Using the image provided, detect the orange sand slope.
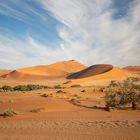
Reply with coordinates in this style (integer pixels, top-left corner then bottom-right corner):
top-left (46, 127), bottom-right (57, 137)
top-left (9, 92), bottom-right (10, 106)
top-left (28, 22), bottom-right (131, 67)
top-left (1, 60), bottom-right (86, 80)
top-left (66, 67), bottom-right (134, 86)
top-left (0, 69), bottom-right (12, 76)
top-left (47, 60), bottom-right (86, 73)
top-left (67, 64), bottom-right (113, 79)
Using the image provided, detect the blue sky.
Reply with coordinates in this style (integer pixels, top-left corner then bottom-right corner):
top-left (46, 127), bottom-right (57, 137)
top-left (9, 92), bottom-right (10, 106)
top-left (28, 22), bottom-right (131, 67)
top-left (0, 0), bottom-right (140, 69)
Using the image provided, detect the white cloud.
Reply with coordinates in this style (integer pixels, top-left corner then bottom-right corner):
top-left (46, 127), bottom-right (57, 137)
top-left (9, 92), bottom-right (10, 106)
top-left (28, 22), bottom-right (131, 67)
top-left (0, 35), bottom-right (74, 69)
top-left (39, 0), bottom-right (140, 66)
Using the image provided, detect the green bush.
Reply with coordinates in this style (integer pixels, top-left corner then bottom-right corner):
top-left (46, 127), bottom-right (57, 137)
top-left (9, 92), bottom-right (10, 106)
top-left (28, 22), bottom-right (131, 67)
top-left (13, 85), bottom-right (29, 91)
top-left (1, 86), bottom-right (13, 91)
top-left (13, 84), bottom-right (49, 91)
top-left (105, 77), bottom-right (140, 111)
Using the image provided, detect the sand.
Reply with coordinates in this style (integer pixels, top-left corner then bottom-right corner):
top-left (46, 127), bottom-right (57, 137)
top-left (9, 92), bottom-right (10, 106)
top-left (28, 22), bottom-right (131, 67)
top-left (65, 67), bottom-right (136, 87)
top-left (0, 87), bottom-right (140, 140)
top-left (0, 69), bottom-right (12, 76)
top-left (0, 61), bottom-right (140, 139)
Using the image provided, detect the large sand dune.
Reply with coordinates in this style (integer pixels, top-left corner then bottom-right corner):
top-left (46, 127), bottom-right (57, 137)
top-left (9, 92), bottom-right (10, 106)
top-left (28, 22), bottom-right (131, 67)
top-left (67, 64), bottom-right (113, 79)
top-left (66, 67), bottom-right (133, 86)
top-left (1, 60), bottom-right (86, 80)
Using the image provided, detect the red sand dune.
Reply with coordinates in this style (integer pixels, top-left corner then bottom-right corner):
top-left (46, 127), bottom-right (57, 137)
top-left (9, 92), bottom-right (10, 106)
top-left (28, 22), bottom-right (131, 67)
top-left (67, 64), bottom-right (113, 79)
top-left (0, 69), bottom-right (12, 76)
top-left (123, 66), bottom-right (140, 71)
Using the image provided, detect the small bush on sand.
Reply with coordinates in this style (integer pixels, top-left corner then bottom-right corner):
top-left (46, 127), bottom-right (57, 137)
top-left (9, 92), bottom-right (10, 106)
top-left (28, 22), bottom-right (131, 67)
top-left (54, 85), bottom-right (62, 89)
top-left (71, 84), bottom-right (81, 87)
top-left (41, 94), bottom-right (48, 97)
top-left (81, 90), bottom-right (86, 92)
top-left (13, 85), bottom-right (28, 91)
top-left (105, 77), bottom-right (140, 111)
top-left (1, 85), bottom-right (13, 91)
top-left (0, 108), bottom-right (17, 117)
top-left (56, 90), bottom-right (63, 93)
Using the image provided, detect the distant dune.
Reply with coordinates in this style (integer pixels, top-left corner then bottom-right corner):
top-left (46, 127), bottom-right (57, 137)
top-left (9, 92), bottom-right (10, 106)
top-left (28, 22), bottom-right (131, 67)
top-left (0, 69), bottom-right (12, 76)
top-left (123, 66), bottom-right (140, 75)
top-left (123, 66), bottom-right (140, 74)
top-left (67, 64), bottom-right (113, 79)
top-left (123, 66), bottom-right (140, 71)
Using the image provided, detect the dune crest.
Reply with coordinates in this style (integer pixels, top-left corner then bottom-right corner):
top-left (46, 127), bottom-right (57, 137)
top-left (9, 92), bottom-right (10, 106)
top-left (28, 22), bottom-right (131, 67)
top-left (47, 60), bottom-right (86, 73)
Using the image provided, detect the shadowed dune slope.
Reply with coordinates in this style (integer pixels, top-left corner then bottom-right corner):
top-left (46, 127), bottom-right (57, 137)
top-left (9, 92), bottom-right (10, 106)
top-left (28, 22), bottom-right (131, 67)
top-left (0, 69), bottom-right (12, 76)
top-left (67, 64), bottom-right (113, 79)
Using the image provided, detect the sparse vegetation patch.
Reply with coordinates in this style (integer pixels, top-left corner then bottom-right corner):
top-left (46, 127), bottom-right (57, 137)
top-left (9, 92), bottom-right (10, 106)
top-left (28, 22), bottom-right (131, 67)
top-left (105, 77), bottom-right (140, 111)
top-left (0, 108), bottom-right (17, 117)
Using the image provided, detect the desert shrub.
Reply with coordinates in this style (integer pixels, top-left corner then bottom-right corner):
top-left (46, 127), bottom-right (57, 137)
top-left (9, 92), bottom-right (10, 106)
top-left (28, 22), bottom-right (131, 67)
top-left (54, 85), bottom-right (62, 89)
top-left (71, 84), bottom-right (81, 87)
top-left (13, 84), bottom-right (48, 91)
top-left (81, 90), bottom-right (86, 92)
top-left (56, 90), bottom-right (63, 93)
top-left (1, 85), bottom-right (13, 91)
top-left (13, 85), bottom-right (29, 91)
top-left (105, 77), bottom-right (140, 111)
top-left (41, 94), bottom-right (48, 97)
top-left (0, 84), bottom-right (49, 91)
top-left (99, 87), bottom-right (105, 92)
top-left (0, 108), bottom-right (17, 117)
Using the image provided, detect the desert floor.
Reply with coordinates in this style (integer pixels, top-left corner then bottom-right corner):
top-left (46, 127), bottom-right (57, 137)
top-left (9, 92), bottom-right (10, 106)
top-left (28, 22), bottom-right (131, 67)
top-left (0, 87), bottom-right (140, 140)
